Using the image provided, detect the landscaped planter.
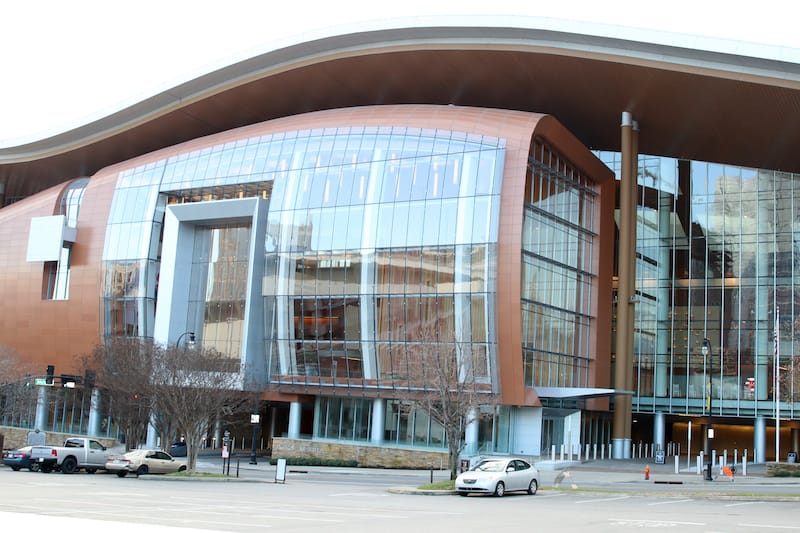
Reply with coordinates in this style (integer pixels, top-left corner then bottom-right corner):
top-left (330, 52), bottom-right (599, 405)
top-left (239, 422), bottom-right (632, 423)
top-left (766, 461), bottom-right (800, 477)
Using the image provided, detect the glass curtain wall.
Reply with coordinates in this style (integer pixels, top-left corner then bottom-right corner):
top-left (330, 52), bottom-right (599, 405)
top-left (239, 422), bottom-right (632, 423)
top-left (316, 397), bottom-right (372, 441)
top-left (263, 127), bottom-right (504, 393)
top-left (101, 125), bottom-right (506, 451)
top-left (103, 163), bottom-right (164, 338)
top-left (522, 139), bottom-right (598, 389)
top-left (186, 224), bottom-right (251, 359)
top-left (44, 178), bottom-right (89, 301)
top-left (598, 151), bottom-right (800, 420)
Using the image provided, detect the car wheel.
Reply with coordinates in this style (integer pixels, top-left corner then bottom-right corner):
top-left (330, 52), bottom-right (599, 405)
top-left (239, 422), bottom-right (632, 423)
top-left (29, 464), bottom-right (39, 473)
top-left (11, 466), bottom-right (20, 472)
top-left (86, 468), bottom-right (97, 474)
top-left (458, 491), bottom-right (469, 497)
top-left (116, 471), bottom-right (128, 478)
top-left (178, 465), bottom-right (186, 472)
top-left (527, 479), bottom-right (538, 495)
top-left (494, 481), bottom-right (506, 497)
top-left (61, 457), bottom-right (78, 474)
top-left (137, 465), bottom-right (149, 476)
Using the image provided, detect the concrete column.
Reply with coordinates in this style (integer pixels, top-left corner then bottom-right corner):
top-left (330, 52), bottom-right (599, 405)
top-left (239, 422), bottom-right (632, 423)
top-left (655, 191), bottom-right (671, 397)
top-left (34, 386), bottom-right (49, 430)
top-left (87, 388), bottom-right (102, 437)
top-left (370, 398), bottom-right (385, 444)
top-left (288, 401), bottom-right (302, 439)
top-left (653, 412), bottom-right (666, 452)
top-left (146, 414), bottom-right (158, 448)
top-left (464, 407), bottom-right (479, 456)
top-left (755, 196), bottom-right (772, 401)
top-left (612, 111), bottom-right (638, 459)
top-left (755, 416), bottom-right (766, 463)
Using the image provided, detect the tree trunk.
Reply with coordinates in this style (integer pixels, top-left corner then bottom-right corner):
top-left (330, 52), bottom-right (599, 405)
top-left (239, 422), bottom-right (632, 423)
top-left (449, 443), bottom-right (460, 480)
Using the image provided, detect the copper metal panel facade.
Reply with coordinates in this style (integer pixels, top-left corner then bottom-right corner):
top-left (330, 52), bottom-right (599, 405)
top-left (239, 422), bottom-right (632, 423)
top-left (0, 173), bottom-right (114, 374)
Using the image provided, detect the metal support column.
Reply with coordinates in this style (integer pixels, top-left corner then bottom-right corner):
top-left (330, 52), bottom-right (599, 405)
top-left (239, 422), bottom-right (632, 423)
top-left (612, 111), bottom-right (638, 458)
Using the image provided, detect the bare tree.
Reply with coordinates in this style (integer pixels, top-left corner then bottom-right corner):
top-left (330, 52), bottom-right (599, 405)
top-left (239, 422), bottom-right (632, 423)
top-left (0, 344), bottom-right (31, 382)
top-left (780, 357), bottom-right (800, 402)
top-left (395, 322), bottom-right (499, 480)
top-left (150, 344), bottom-right (246, 471)
top-left (0, 344), bottom-right (36, 424)
top-left (80, 337), bottom-right (157, 450)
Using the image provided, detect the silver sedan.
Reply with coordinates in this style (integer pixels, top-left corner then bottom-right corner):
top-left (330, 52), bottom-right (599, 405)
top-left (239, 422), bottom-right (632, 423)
top-left (455, 457), bottom-right (539, 497)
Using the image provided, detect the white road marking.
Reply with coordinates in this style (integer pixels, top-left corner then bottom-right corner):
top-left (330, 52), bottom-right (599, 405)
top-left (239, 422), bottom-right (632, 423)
top-left (329, 491), bottom-right (388, 497)
top-left (609, 518), bottom-right (705, 526)
top-left (647, 498), bottom-right (693, 505)
top-left (0, 511), bottom-right (231, 532)
top-left (738, 524), bottom-right (800, 530)
top-left (725, 501), bottom-right (759, 507)
top-left (575, 495), bottom-right (630, 504)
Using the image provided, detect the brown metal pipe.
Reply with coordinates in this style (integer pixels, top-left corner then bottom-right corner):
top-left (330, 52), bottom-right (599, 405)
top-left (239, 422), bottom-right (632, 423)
top-left (612, 111), bottom-right (637, 458)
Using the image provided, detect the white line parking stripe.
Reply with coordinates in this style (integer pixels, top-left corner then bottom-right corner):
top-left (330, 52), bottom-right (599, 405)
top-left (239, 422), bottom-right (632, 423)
top-left (738, 524), bottom-right (800, 530)
top-left (609, 518), bottom-right (705, 526)
top-left (647, 498), bottom-right (692, 506)
top-left (575, 495), bottom-right (630, 504)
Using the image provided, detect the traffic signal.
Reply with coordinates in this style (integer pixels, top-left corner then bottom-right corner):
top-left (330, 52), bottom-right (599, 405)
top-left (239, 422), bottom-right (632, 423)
top-left (45, 365), bottom-right (54, 385)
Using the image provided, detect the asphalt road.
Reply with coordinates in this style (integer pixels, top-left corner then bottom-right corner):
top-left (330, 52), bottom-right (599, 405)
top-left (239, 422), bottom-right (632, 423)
top-left (1, 463), bottom-right (800, 532)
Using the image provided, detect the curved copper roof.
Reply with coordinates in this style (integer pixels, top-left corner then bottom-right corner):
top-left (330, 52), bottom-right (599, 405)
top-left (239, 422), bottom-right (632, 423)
top-left (2, 23), bottom-right (799, 200)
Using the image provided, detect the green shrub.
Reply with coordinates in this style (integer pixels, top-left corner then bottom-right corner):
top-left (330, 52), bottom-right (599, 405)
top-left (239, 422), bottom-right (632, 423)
top-left (269, 457), bottom-right (359, 468)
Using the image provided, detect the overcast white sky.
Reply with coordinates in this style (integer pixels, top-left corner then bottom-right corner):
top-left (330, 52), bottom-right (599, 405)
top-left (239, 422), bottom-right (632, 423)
top-left (1, 0), bottom-right (797, 146)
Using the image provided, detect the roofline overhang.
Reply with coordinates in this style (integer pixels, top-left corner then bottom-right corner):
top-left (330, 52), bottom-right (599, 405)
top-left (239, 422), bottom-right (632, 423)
top-left (535, 387), bottom-right (634, 399)
top-left (2, 19), bottom-right (798, 162)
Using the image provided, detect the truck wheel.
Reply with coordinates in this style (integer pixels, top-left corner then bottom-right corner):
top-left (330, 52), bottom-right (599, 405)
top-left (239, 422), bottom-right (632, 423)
top-left (61, 457), bottom-right (78, 474)
top-left (40, 464), bottom-right (53, 473)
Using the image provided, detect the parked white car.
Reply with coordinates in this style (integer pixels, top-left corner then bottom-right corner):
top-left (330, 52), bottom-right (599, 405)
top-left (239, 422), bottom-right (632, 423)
top-left (105, 449), bottom-right (187, 477)
top-left (455, 457), bottom-right (539, 497)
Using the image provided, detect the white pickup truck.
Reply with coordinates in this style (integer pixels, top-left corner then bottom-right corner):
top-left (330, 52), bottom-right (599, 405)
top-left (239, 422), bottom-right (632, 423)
top-left (30, 437), bottom-right (113, 474)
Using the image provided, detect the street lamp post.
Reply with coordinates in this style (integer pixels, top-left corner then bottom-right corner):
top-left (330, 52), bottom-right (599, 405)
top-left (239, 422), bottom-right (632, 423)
top-left (249, 412), bottom-right (260, 465)
top-left (702, 338), bottom-right (714, 481)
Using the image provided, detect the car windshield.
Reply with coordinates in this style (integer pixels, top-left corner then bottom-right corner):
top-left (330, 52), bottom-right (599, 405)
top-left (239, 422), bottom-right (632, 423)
top-left (472, 460), bottom-right (506, 472)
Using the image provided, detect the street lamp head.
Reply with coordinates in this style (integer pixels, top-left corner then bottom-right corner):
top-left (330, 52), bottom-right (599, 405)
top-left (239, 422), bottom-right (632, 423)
top-left (702, 338), bottom-right (710, 357)
top-left (177, 331), bottom-right (197, 350)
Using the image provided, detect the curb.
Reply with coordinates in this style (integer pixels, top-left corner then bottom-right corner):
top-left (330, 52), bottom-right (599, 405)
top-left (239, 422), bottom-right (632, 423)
top-left (387, 487), bottom-right (457, 495)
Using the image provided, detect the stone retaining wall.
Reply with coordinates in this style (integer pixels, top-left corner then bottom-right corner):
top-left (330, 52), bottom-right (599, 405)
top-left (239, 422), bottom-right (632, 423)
top-left (766, 461), bottom-right (800, 477)
top-left (272, 437), bottom-right (448, 469)
top-left (0, 426), bottom-right (118, 450)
